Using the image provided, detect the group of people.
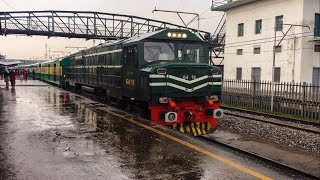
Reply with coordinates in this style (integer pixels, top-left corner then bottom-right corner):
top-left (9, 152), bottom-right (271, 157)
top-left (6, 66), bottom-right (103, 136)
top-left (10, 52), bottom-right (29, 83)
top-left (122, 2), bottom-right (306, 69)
top-left (3, 67), bottom-right (16, 89)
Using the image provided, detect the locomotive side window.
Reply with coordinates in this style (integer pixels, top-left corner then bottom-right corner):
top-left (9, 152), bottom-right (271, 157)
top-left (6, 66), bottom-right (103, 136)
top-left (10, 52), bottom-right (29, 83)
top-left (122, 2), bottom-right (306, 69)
top-left (123, 47), bottom-right (128, 65)
top-left (132, 46), bottom-right (138, 65)
top-left (144, 42), bottom-right (174, 62)
top-left (128, 47), bottom-right (133, 65)
top-left (178, 43), bottom-right (204, 63)
top-left (125, 46), bottom-right (138, 65)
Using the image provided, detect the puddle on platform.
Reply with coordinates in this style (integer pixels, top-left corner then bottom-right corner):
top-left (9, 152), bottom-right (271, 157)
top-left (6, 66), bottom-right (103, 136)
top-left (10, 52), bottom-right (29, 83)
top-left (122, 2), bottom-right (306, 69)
top-left (36, 88), bottom-right (206, 179)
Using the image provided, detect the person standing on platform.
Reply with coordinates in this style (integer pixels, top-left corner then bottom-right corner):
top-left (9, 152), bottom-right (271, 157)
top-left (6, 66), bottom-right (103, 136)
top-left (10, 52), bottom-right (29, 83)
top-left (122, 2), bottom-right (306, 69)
top-left (9, 69), bottom-right (16, 89)
top-left (32, 69), bottom-right (35, 80)
top-left (23, 70), bottom-right (28, 81)
top-left (4, 67), bottom-right (10, 89)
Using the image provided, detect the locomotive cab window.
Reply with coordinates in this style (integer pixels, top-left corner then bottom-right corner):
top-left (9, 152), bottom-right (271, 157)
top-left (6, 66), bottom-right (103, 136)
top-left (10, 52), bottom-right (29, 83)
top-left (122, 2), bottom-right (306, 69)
top-left (144, 42), bottom-right (175, 62)
top-left (178, 43), bottom-right (204, 63)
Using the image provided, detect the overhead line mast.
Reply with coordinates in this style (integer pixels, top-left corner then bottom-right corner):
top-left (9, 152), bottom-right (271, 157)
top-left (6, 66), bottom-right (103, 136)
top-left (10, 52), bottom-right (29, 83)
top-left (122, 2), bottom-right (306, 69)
top-left (152, 7), bottom-right (200, 35)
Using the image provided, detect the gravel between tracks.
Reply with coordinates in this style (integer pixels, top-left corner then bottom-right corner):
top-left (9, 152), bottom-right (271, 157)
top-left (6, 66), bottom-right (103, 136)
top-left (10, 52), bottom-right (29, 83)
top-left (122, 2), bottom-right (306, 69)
top-left (219, 109), bottom-right (320, 154)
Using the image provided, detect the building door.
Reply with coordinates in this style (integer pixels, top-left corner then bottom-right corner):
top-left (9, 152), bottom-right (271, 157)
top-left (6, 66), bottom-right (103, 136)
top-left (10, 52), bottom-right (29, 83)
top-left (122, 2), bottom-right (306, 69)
top-left (313, 67), bottom-right (320, 86)
top-left (251, 67), bottom-right (261, 81)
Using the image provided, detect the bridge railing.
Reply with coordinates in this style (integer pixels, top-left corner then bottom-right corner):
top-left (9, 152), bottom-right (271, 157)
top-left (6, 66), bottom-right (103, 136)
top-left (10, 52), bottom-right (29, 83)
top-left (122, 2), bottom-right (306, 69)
top-left (0, 11), bottom-right (210, 40)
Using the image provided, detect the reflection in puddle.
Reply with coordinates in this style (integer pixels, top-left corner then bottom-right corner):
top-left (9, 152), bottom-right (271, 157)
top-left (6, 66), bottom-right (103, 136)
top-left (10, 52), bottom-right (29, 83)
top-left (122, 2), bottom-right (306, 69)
top-left (40, 88), bottom-right (205, 179)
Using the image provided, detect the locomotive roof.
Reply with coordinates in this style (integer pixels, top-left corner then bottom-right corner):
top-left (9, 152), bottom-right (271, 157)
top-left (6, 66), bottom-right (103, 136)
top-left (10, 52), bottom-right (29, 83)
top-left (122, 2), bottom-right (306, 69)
top-left (123, 29), bottom-right (167, 44)
top-left (122, 29), bottom-right (204, 44)
top-left (76, 28), bottom-right (204, 54)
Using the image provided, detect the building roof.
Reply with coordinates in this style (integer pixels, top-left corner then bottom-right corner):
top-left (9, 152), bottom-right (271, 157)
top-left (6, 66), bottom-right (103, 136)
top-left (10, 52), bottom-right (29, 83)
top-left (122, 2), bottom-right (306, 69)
top-left (211, 0), bottom-right (260, 11)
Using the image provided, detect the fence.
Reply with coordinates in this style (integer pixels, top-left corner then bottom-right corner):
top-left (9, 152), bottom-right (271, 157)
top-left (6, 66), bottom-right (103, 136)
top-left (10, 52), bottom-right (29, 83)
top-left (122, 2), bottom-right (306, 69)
top-left (222, 80), bottom-right (320, 121)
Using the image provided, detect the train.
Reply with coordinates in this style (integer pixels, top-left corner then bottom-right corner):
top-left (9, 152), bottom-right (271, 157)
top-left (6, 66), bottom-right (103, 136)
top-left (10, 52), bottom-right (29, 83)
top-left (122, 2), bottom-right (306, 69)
top-left (20, 28), bottom-right (223, 136)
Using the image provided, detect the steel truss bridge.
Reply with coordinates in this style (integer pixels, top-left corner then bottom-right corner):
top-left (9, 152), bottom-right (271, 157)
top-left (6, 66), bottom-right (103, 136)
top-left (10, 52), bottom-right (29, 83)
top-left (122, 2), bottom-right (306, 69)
top-left (0, 10), bottom-right (210, 40)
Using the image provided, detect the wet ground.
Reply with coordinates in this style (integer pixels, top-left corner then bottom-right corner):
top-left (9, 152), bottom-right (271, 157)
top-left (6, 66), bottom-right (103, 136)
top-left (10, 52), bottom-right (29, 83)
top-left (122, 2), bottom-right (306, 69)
top-left (0, 80), bottom-right (316, 179)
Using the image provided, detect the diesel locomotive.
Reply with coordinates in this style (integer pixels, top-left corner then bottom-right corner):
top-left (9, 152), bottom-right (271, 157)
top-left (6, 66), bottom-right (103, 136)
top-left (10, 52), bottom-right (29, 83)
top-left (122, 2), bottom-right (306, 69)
top-left (21, 29), bottom-right (223, 136)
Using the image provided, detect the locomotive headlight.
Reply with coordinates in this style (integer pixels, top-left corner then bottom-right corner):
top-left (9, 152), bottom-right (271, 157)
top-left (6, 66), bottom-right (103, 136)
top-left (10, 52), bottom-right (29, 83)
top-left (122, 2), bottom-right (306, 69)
top-left (210, 95), bottom-right (219, 102)
top-left (182, 33), bottom-right (187, 38)
top-left (177, 33), bottom-right (182, 38)
top-left (168, 113), bottom-right (176, 121)
top-left (213, 109), bottom-right (224, 119)
top-left (157, 68), bottom-right (166, 75)
top-left (167, 32), bottom-right (172, 37)
top-left (172, 33), bottom-right (177, 37)
top-left (165, 112), bottom-right (177, 122)
top-left (159, 97), bottom-right (169, 103)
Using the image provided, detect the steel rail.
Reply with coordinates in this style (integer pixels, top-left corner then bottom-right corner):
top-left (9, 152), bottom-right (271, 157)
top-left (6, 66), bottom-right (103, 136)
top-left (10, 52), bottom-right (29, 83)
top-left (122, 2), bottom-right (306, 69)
top-left (221, 105), bottom-right (320, 128)
top-left (223, 111), bottom-right (320, 134)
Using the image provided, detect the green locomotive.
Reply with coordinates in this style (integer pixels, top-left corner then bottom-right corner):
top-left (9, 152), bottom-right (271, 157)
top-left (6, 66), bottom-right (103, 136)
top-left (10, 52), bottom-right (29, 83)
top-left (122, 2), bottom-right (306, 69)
top-left (65, 29), bottom-right (223, 135)
top-left (21, 29), bottom-right (223, 136)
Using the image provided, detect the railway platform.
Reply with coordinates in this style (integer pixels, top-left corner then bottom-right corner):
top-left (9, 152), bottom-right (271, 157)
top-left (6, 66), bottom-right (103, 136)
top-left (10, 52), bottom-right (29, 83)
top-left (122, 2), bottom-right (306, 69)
top-left (0, 80), bottom-right (317, 179)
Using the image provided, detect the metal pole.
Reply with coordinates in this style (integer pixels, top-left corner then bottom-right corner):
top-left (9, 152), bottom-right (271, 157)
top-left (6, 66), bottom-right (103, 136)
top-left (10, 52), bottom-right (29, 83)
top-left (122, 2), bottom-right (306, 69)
top-left (45, 44), bottom-right (48, 60)
top-left (270, 24), bottom-right (309, 111)
top-left (271, 28), bottom-right (276, 111)
top-left (197, 14), bottom-right (200, 35)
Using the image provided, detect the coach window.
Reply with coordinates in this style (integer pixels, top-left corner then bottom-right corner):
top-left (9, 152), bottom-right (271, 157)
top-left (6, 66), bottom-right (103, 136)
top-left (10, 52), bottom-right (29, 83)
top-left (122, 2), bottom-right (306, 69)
top-left (98, 55), bottom-right (105, 65)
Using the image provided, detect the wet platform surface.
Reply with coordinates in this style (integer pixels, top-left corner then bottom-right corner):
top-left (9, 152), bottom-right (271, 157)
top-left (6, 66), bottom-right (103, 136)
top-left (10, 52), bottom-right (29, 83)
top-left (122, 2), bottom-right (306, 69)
top-left (0, 80), bottom-right (314, 179)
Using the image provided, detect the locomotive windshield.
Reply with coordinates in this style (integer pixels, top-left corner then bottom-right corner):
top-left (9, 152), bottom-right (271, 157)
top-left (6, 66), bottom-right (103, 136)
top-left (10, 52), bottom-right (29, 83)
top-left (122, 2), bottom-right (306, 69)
top-left (144, 42), bottom-right (205, 63)
top-left (177, 43), bottom-right (204, 63)
top-left (144, 42), bottom-right (175, 62)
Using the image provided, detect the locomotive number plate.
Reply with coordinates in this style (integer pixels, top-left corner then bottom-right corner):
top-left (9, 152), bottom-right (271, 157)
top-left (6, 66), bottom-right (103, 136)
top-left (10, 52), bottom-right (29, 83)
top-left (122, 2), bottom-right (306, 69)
top-left (125, 78), bottom-right (135, 86)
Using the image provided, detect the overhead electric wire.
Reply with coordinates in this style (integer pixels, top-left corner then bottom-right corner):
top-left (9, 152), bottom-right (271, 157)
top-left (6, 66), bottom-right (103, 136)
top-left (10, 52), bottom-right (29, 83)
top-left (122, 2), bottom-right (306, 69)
top-left (221, 34), bottom-right (316, 55)
top-left (224, 31), bottom-right (315, 48)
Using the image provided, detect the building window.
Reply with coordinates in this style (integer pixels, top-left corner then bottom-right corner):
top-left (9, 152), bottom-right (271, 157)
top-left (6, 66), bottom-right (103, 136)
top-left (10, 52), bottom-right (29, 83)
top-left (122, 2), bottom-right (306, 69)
top-left (274, 67), bottom-right (281, 82)
top-left (313, 68), bottom-right (320, 86)
top-left (236, 49), bottom-right (243, 55)
top-left (315, 45), bottom-right (320, 52)
top-left (275, 15), bottom-right (283, 31)
top-left (255, 19), bottom-right (262, 34)
top-left (315, 13), bottom-right (320, 37)
top-left (253, 47), bottom-right (261, 54)
top-left (238, 23), bottom-right (244, 37)
top-left (236, 68), bottom-right (242, 80)
top-left (251, 67), bottom-right (261, 81)
top-left (275, 45), bottom-right (282, 53)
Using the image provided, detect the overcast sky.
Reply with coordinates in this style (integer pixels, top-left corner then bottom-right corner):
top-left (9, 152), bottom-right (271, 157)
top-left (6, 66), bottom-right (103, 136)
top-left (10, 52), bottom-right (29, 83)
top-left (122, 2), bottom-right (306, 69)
top-left (0, 0), bottom-right (223, 60)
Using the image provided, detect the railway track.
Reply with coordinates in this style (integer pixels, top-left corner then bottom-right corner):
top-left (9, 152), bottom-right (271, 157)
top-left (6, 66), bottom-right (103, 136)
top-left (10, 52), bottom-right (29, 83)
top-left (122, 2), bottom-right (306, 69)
top-left (200, 136), bottom-right (319, 180)
top-left (64, 87), bottom-right (319, 179)
top-left (221, 106), bottom-right (320, 134)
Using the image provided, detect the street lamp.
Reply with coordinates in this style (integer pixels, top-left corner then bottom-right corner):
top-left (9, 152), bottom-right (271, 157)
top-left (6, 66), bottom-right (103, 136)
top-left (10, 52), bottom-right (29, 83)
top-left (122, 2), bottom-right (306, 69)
top-left (270, 23), bottom-right (310, 111)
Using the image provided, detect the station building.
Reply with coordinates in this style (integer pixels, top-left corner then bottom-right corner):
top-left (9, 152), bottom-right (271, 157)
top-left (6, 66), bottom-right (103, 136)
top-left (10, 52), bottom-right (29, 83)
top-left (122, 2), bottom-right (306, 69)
top-left (212, 0), bottom-right (320, 84)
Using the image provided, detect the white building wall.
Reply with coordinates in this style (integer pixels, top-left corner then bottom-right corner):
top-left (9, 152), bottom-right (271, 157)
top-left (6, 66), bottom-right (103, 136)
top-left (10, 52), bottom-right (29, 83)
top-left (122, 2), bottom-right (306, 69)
top-left (300, 0), bottom-right (320, 83)
top-left (222, 0), bottom-right (319, 83)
